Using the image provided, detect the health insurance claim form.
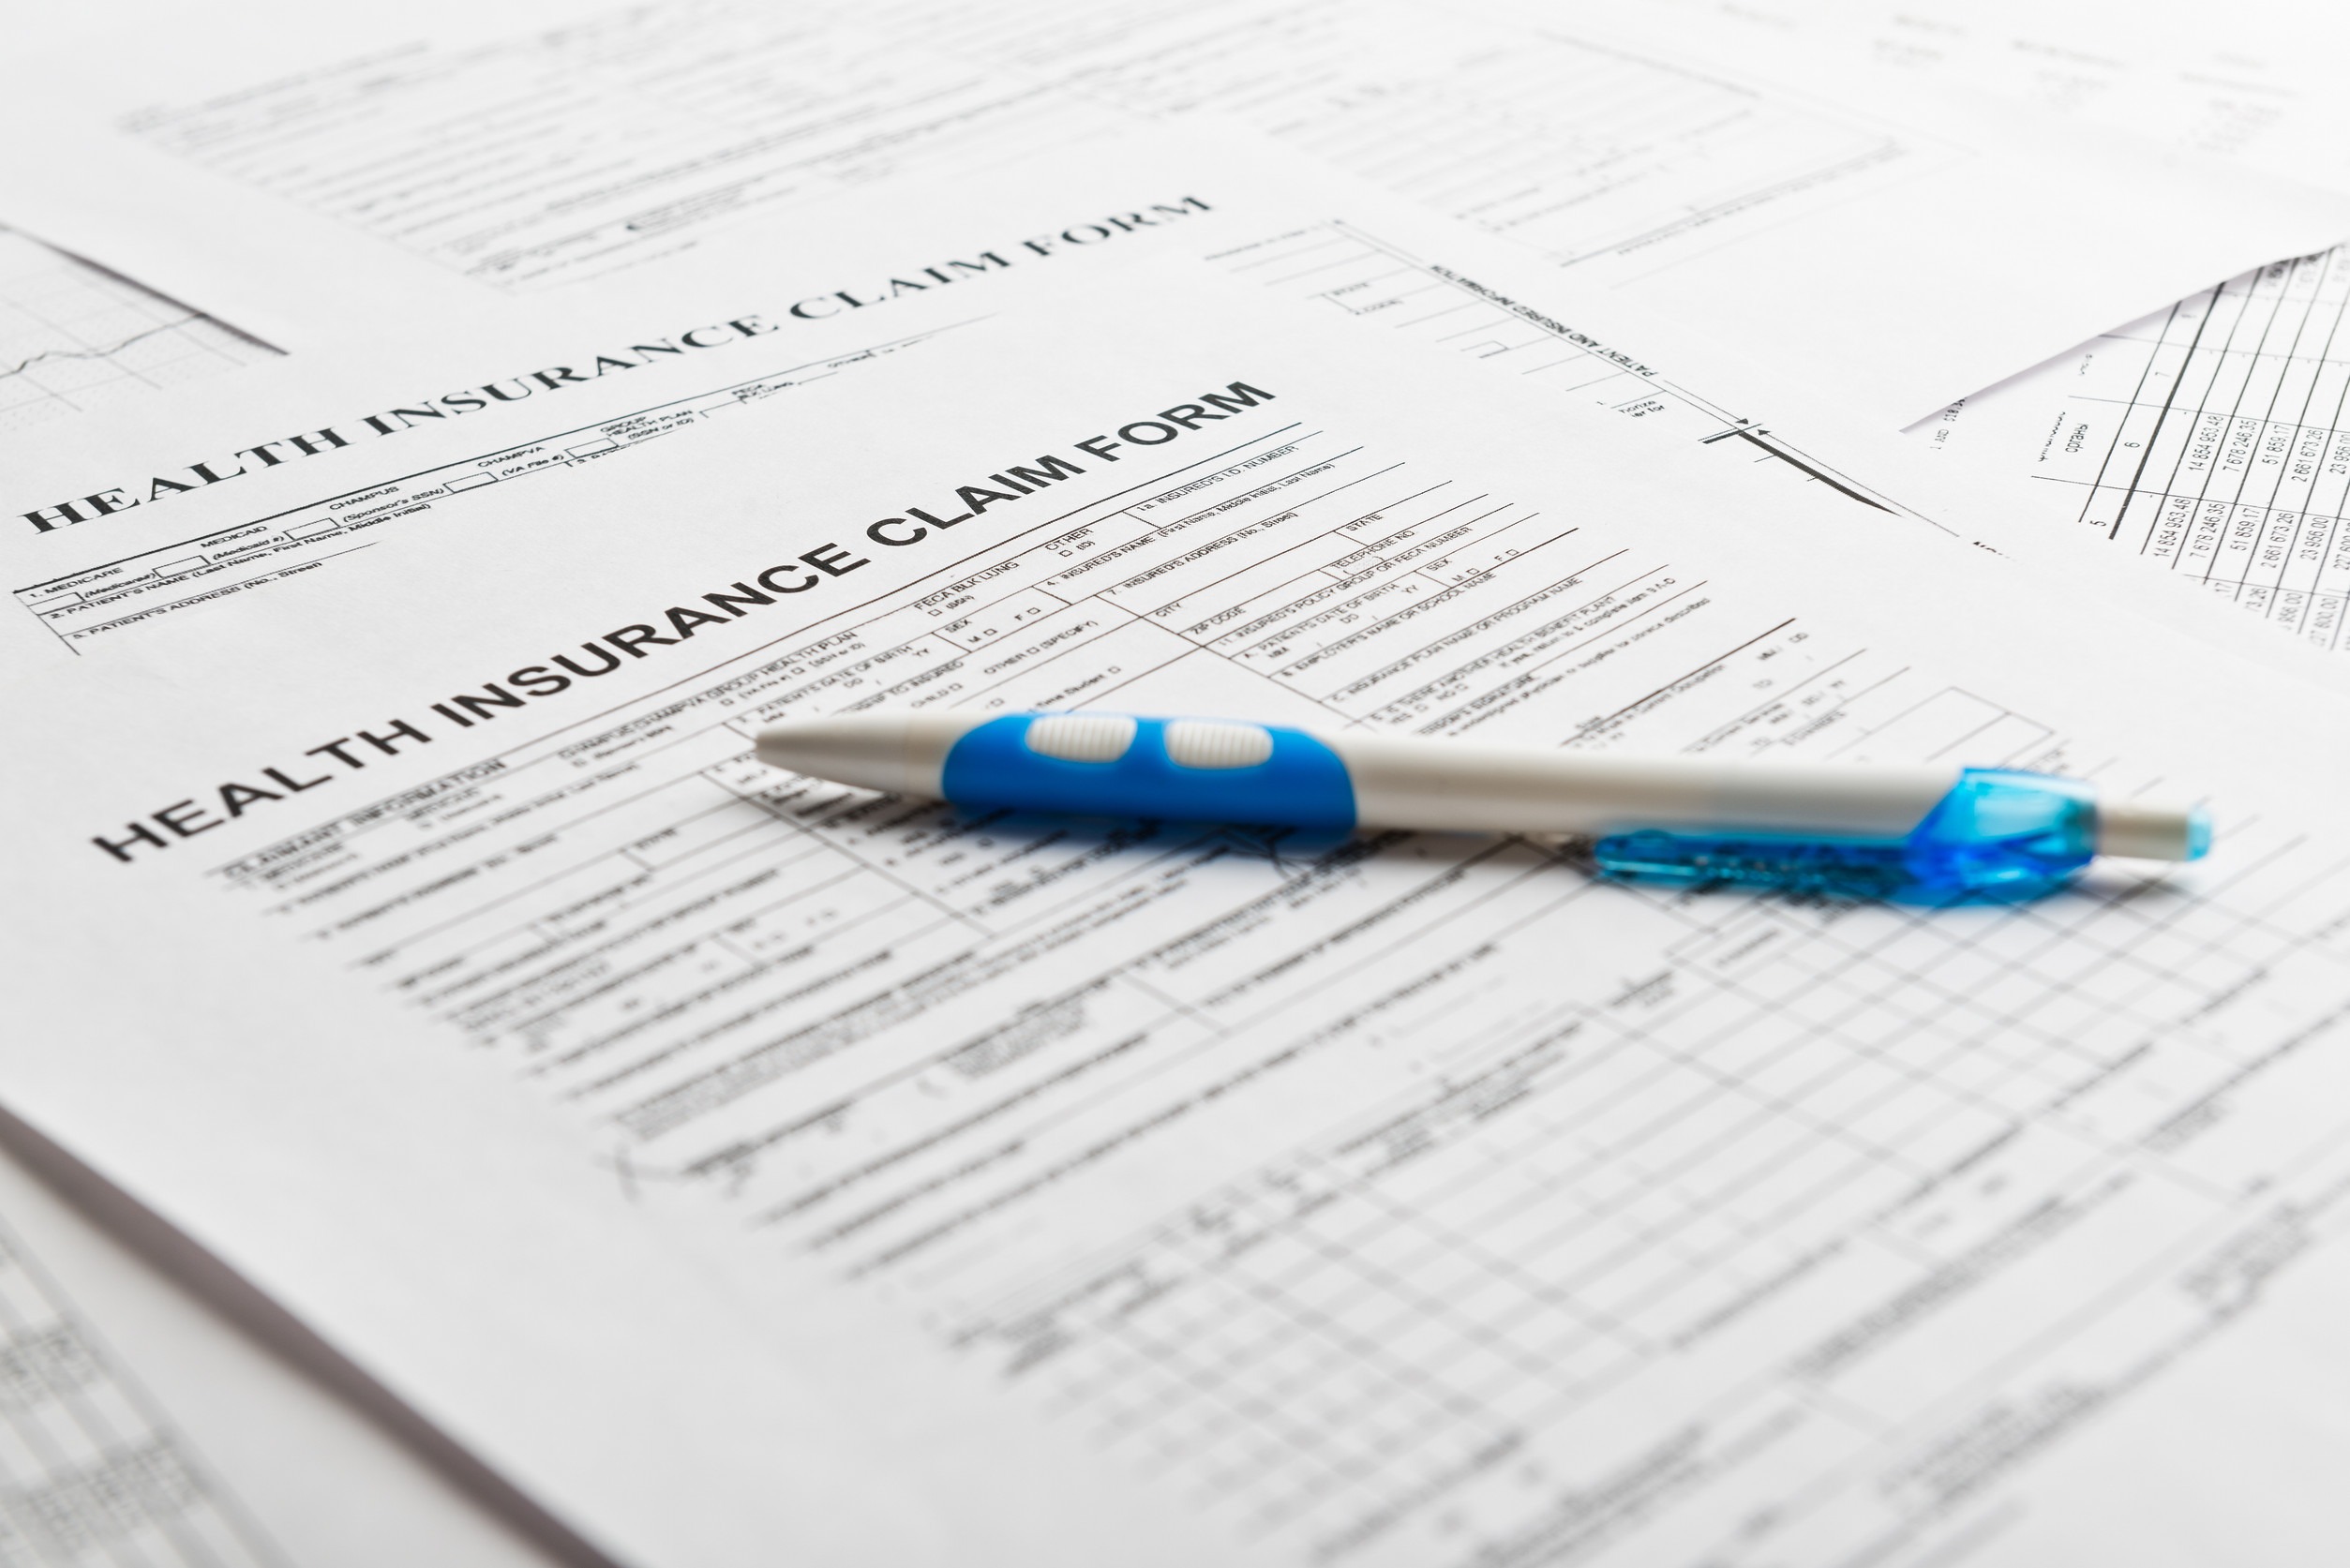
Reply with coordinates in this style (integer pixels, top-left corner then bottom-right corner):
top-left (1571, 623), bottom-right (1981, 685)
top-left (0, 0), bottom-right (2344, 426)
top-left (13, 253), bottom-right (2350, 1568)
top-left (0, 177), bottom-right (2003, 666)
top-left (0, 121), bottom-right (2324, 698)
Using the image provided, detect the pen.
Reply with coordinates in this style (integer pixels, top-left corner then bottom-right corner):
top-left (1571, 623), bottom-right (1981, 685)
top-left (754, 710), bottom-right (2210, 900)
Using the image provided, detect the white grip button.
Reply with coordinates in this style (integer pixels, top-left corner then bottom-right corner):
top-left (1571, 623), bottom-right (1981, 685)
top-left (1164, 720), bottom-right (1274, 769)
top-left (1025, 712), bottom-right (1136, 762)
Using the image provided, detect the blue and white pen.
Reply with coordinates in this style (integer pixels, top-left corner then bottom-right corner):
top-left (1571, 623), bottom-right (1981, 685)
top-left (754, 710), bottom-right (2210, 900)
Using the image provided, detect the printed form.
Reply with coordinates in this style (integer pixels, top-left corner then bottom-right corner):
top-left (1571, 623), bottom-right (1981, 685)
top-left (0, 189), bottom-right (1955, 661)
top-left (0, 123), bottom-right (2315, 697)
top-left (10, 263), bottom-right (2350, 1567)
top-left (1655, 0), bottom-right (2350, 188)
top-left (3, 161), bottom-right (2320, 714)
top-left (1, 0), bottom-right (2343, 424)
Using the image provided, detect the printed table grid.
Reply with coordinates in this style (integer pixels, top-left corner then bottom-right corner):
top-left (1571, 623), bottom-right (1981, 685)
top-left (2062, 247), bottom-right (2350, 647)
top-left (946, 851), bottom-right (2350, 1554)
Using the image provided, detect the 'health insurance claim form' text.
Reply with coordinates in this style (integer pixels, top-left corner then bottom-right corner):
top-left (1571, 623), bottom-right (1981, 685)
top-left (14, 264), bottom-right (2350, 1568)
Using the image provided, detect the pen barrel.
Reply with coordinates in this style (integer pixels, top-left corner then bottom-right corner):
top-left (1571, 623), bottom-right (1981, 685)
top-left (903, 716), bottom-right (1957, 836)
top-left (1325, 734), bottom-right (1959, 838)
top-left (754, 711), bottom-right (2208, 867)
top-left (754, 710), bottom-right (984, 797)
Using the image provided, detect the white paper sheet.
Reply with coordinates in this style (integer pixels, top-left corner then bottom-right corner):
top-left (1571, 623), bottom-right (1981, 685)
top-left (0, 152), bottom-right (2247, 640)
top-left (2, 0), bottom-right (2342, 426)
top-left (0, 146), bottom-right (1241, 665)
top-left (5, 214), bottom-right (1879, 660)
top-left (2, 148), bottom-right (2325, 724)
top-left (1683, 1), bottom-right (2350, 672)
top-left (1647, 0), bottom-right (2350, 194)
top-left (10, 253), bottom-right (2350, 1567)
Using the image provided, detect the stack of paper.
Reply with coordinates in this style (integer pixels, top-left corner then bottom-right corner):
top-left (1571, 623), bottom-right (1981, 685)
top-left (3, 2), bottom-right (2349, 1563)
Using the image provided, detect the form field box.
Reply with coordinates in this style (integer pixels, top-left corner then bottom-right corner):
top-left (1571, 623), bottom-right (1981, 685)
top-left (442, 471), bottom-right (497, 492)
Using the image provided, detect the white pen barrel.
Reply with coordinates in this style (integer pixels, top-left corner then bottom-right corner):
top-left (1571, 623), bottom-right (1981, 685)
top-left (753, 711), bottom-right (985, 796)
top-left (1325, 734), bottom-right (1963, 837)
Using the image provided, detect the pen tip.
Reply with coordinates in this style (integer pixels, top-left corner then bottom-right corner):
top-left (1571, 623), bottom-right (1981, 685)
top-left (2094, 796), bottom-right (2209, 862)
top-left (2185, 806), bottom-right (2213, 862)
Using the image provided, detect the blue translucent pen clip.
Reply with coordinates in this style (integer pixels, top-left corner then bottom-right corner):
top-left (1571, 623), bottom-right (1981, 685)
top-left (1591, 768), bottom-right (2209, 903)
top-left (754, 712), bottom-right (2212, 903)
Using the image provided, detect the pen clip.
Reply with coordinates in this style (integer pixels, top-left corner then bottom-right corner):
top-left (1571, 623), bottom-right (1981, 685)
top-left (1592, 830), bottom-right (1917, 899)
top-left (1592, 769), bottom-right (2105, 902)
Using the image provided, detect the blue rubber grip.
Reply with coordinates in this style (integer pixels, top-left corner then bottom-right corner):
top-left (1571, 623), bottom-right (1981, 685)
top-left (939, 715), bottom-right (1357, 829)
